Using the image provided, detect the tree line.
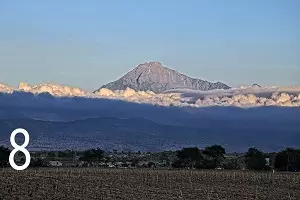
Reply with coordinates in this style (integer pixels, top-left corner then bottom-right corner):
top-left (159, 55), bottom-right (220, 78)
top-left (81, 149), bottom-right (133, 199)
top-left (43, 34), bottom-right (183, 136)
top-left (0, 145), bottom-right (300, 171)
top-left (172, 146), bottom-right (300, 171)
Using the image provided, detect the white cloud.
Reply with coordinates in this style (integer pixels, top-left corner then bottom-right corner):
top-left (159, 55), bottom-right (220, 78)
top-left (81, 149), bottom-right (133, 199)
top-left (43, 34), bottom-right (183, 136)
top-left (0, 82), bottom-right (300, 108)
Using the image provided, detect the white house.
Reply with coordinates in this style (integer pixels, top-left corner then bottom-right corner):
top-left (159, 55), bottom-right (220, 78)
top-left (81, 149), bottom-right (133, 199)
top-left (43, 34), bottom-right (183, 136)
top-left (48, 161), bottom-right (63, 167)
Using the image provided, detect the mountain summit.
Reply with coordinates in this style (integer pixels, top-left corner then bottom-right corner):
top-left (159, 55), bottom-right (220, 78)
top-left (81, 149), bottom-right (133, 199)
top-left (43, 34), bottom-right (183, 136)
top-left (95, 62), bottom-right (230, 93)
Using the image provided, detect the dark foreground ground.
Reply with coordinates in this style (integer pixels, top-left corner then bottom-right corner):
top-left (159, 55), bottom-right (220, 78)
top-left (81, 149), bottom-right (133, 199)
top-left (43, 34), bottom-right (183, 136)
top-left (0, 168), bottom-right (299, 200)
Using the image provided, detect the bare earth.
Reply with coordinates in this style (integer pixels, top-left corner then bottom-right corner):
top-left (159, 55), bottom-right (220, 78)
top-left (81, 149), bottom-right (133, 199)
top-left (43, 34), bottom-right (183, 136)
top-left (0, 168), bottom-right (299, 200)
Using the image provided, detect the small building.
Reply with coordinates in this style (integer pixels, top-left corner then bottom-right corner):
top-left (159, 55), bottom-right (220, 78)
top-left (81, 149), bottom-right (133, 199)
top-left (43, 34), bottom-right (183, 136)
top-left (108, 162), bottom-right (116, 168)
top-left (48, 161), bottom-right (63, 167)
top-left (265, 158), bottom-right (270, 166)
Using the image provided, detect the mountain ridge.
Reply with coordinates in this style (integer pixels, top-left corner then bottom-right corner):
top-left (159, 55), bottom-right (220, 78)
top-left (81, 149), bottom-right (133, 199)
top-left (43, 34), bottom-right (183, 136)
top-left (95, 62), bottom-right (230, 93)
top-left (0, 116), bottom-right (299, 152)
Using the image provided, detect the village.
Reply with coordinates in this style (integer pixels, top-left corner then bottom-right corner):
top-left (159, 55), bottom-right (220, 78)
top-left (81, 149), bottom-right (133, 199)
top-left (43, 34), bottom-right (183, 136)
top-left (26, 149), bottom-right (177, 168)
top-left (10, 147), bottom-right (280, 171)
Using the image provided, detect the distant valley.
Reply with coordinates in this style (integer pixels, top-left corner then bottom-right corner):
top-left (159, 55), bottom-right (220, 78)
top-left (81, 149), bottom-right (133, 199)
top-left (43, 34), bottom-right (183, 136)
top-left (0, 106), bottom-right (299, 152)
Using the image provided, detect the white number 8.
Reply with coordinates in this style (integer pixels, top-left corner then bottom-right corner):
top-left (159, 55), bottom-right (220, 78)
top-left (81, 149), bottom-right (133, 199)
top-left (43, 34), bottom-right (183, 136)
top-left (9, 128), bottom-right (31, 170)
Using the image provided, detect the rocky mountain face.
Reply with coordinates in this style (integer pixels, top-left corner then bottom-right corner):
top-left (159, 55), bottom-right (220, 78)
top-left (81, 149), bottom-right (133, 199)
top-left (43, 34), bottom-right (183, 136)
top-left (95, 62), bottom-right (230, 93)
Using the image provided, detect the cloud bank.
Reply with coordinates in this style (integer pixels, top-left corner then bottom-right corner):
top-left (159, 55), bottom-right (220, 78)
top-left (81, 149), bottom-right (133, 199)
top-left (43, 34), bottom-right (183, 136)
top-left (1, 82), bottom-right (300, 108)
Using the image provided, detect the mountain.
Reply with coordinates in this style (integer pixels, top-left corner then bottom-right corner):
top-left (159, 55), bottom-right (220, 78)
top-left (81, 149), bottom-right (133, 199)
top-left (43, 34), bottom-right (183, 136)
top-left (95, 62), bottom-right (230, 93)
top-left (0, 116), bottom-right (299, 152)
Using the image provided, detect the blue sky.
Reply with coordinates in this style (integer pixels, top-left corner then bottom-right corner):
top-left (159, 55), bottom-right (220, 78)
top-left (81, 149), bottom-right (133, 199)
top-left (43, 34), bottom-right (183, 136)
top-left (0, 0), bottom-right (299, 91)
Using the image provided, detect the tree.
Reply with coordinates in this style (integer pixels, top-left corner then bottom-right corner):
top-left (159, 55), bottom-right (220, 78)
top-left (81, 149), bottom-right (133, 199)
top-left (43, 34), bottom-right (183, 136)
top-left (203, 145), bottom-right (226, 168)
top-left (131, 159), bottom-right (139, 167)
top-left (147, 162), bottom-right (156, 168)
top-left (30, 158), bottom-right (47, 167)
top-left (79, 148), bottom-right (104, 163)
top-left (47, 151), bottom-right (56, 157)
top-left (274, 148), bottom-right (300, 171)
top-left (0, 146), bottom-right (10, 167)
top-left (173, 147), bottom-right (203, 168)
top-left (223, 158), bottom-right (239, 170)
top-left (245, 148), bottom-right (266, 170)
top-left (159, 152), bottom-right (171, 167)
top-left (58, 151), bottom-right (67, 157)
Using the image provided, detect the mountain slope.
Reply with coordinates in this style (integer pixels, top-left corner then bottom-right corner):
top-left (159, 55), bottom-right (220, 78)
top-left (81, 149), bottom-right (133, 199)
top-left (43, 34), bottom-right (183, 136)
top-left (0, 116), bottom-right (299, 152)
top-left (95, 62), bottom-right (230, 93)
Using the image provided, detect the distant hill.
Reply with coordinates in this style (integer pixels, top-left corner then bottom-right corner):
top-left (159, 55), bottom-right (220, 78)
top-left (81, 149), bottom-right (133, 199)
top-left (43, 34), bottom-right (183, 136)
top-left (0, 116), bottom-right (299, 152)
top-left (95, 62), bottom-right (230, 93)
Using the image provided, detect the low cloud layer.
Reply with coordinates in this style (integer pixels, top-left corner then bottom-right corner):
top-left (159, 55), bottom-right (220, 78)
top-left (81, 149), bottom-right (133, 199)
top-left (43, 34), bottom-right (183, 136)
top-left (1, 82), bottom-right (300, 108)
top-left (95, 87), bottom-right (300, 107)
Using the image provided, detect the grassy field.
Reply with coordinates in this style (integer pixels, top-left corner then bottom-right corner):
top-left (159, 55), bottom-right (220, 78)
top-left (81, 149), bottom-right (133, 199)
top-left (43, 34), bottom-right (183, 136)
top-left (0, 168), bottom-right (299, 200)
